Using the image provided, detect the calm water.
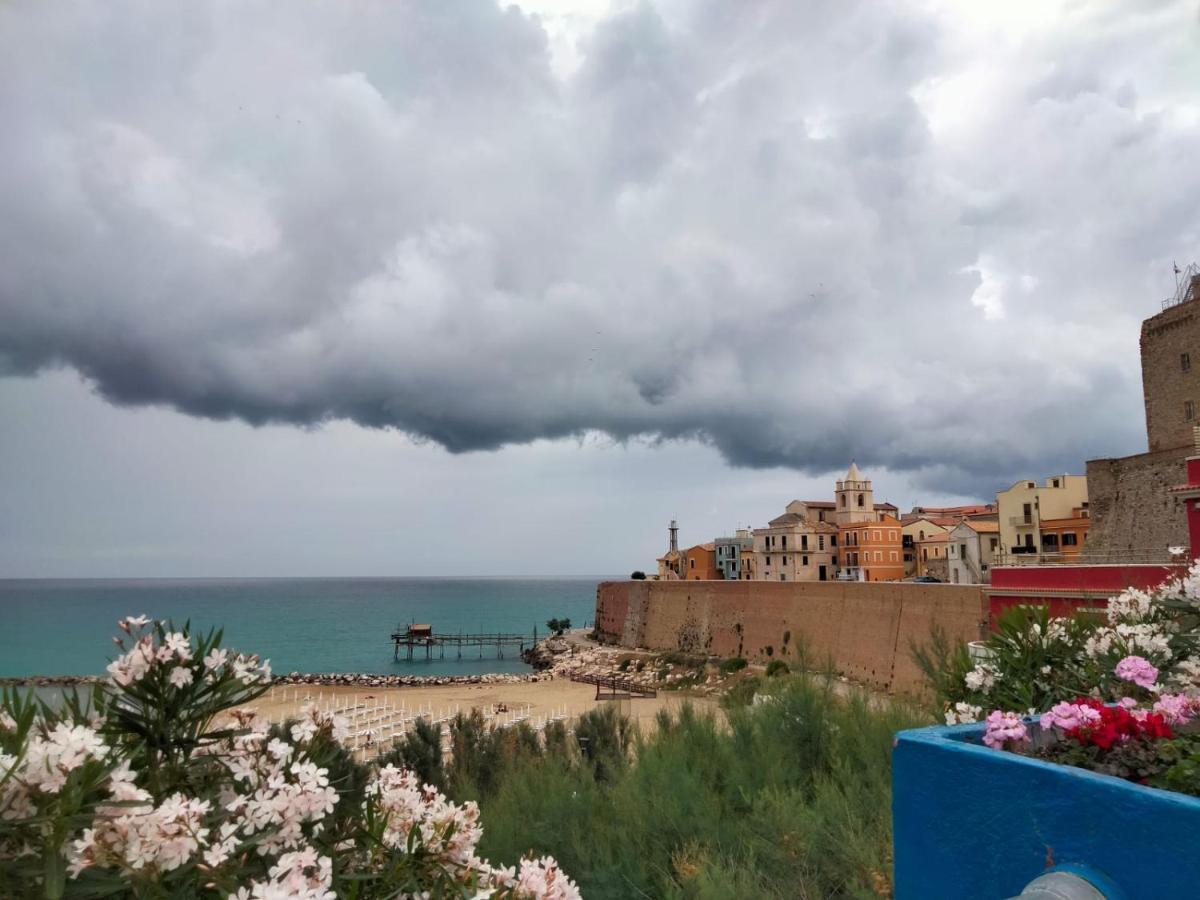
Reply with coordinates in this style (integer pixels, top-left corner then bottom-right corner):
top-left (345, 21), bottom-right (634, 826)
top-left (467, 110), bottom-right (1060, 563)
top-left (0, 578), bottom-right (602, 678)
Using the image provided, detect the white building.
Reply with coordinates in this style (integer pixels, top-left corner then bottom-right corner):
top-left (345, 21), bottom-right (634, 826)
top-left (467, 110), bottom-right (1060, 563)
top-left (947, 520), bottom-right (1001, 584)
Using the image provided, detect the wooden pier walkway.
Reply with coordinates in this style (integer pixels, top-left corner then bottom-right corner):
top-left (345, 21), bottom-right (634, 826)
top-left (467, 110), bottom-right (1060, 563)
top-left (390, 624), bottom-right (538, 661)
top-left (569, 672), bottom-right (658, 700)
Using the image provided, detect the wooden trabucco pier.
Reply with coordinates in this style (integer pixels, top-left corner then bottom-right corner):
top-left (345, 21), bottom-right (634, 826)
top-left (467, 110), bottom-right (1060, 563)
top-left (569, 672), bottom-right (658, 700)
top-left (390, 624), bottom-right (538, 661)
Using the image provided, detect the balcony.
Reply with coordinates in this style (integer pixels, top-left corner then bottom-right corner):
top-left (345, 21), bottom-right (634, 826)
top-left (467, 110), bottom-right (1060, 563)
top-left (1008, 516), bottom-right (1035, 527)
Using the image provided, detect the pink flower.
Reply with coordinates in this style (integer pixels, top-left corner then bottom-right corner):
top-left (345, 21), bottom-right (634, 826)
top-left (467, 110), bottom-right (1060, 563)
top-left (1152, 693), bottom-right (1195, 726)
top-left (982, 710), bottom-right (1029, 750)
top-left (1040, 702), bottom-right (1102, 732)
top-left (1115, 655), bottom-right (1159, 689)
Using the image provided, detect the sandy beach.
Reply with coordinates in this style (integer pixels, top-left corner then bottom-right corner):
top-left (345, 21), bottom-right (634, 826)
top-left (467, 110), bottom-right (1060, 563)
top-left (243, 676), bottom-right (716, 738)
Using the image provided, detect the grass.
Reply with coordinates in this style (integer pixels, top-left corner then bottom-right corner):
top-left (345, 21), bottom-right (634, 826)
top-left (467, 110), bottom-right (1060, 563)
top-left (456, 675), bottom-right (927, 899)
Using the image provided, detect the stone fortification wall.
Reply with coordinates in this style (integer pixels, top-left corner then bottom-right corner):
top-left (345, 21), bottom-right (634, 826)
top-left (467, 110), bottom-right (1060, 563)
top-left (1085, 447), bottom-right (1188, 555)
top-left (595, 580), bottom-right (987, 694)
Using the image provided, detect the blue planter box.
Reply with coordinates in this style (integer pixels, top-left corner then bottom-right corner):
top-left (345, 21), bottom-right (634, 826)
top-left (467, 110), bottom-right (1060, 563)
top-left (893, 722), bottom-right (1200, 899)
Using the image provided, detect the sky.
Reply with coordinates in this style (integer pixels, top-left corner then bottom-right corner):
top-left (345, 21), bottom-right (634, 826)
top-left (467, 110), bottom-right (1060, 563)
top-left (1, 0), bottom-right (1198, 577)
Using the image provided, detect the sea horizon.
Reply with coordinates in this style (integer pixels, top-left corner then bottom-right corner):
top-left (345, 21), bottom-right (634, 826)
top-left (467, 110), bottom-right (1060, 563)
top-left (0, 576), bottom-right (605, 678)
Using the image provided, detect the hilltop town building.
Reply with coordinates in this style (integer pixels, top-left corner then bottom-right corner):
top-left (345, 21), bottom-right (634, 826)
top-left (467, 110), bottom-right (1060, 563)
top-left (1144, 267), bottom-right (1200, 452)
top-left (1084, 268), bottom-right (1197, 558)
top-left (684, 543), bottom-right (720, 580)
top-left (902, 518), bottom-right (949, 578)
top-left (948, 520), bottom-right (1000, 584)
top-left (996, 475), bottom-right (1088, 562)
top-left (753, 503), bottom-right (839, 582)
top-left (904, 504), bottom-right (997, 522)
top-left (714, 529), bottom-right (754, 580)
top-left (1038, 509), bottom-right (1090, 562)
top-left (839, 515), bottom-right (904, 582)
top-left (656, 519), bottom-right (684, 580)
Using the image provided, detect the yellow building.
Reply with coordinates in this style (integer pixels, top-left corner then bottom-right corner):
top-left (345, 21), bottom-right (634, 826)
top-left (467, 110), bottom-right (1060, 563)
top-left (996, 475), bottom-right (1088, 562)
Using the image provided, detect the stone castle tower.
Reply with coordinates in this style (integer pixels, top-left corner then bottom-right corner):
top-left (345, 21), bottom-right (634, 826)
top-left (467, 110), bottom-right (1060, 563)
top-left (835, 461), bottom-right (875, 525)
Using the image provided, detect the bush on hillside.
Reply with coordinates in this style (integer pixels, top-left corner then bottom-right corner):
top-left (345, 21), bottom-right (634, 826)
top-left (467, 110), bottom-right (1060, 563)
top-left (719, 657), bottom-right (748, 675)
top-left (766, 659), bottom-right (790, 678)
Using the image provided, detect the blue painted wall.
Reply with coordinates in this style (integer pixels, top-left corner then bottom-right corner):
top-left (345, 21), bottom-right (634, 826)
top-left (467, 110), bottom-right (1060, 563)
top-left (893, 722), bottom-right (1200, 899)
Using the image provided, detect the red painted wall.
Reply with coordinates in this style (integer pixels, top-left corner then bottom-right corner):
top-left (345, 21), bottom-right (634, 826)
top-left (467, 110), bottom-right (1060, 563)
top-left (988, 564), bottom-right (1184, 627)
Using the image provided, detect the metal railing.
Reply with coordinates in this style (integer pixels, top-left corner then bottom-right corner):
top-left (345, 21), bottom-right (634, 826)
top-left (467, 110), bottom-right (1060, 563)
top-left (995, 548), bottom-right (1186, 567)
top-left (1162, 263), bottom-right (1199, 311)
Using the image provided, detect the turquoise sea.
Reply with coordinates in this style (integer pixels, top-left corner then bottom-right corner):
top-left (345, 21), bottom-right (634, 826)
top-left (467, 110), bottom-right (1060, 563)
top-left (0, 578), bottom-right (602, 678)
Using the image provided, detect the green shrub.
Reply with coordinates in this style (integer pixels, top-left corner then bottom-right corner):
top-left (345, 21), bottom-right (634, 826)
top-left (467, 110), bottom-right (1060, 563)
top-left (617, 658), bottom-right (631, 672)
top-left (475, 675), bottom-right (927, 898)
top-left (766, 659), bottom-right (790, 678)
top-left (719, 657), bottom-right (748, 675)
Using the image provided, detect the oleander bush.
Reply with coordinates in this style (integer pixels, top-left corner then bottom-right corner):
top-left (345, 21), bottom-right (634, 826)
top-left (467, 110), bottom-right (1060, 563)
top-left (0, 617), bottom-right (578, 899)
top-left (917, 564), bottom-right (1200, 794)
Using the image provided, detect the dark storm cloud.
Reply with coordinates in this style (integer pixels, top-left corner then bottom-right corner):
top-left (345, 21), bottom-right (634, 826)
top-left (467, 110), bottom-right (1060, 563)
top-left (0, 0), bottom-right (1197, 494)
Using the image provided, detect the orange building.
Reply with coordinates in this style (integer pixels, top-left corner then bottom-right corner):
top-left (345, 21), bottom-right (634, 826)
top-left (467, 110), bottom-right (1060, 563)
top-left (684, 543), bottom-right (721, 580)
top-left (1038, 508), bottom-right (1090, 561)
top-left (838, 515), bottom-right (904, 581)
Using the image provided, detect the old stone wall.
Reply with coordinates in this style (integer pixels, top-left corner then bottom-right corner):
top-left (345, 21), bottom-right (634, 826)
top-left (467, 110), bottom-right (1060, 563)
top-left (1142, 289), bottom-right (1199, 453)
top-left (1085, 447), bottom-right (1188, 555)
top-left (594, 580), bottom-right (987, 694)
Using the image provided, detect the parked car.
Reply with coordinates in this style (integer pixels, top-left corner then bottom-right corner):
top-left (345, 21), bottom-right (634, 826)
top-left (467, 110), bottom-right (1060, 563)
top-left (913, 575), bottom-right (942, 583)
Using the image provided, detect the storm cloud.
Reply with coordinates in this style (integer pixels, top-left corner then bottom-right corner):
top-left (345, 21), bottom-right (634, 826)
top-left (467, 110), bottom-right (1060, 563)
top-left (1, 0), bottom-right (1197, 494)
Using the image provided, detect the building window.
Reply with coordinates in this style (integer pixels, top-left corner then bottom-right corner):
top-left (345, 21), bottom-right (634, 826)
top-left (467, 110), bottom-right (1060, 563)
top-left (1184, 352), bottom-right (1192, 372)
top-left (873, 531), bottom-right (881, 541)
top-left (1052, 478), bottom-right (1060, 488)
top-left (857, 493), bottom-right (864, 507)
top-left (1062, 533), bottom-right (1078, 546)
top-left (765, 556), bottom-right (771, 567)
top-left (801, 535), bottom-right (808, 550)
top-left (818, 536), bottom-right (825, 550)
top-left (802, 555), bottom-right (809, 566)
top-left (1187, 400), bottom-right (1196, 422)
top-left (990, 538), bottom-right (998, 551)
top-left (689, 559), bottom-right (695, 569)
top-left (780, 573), bottom-right (786, 581)
top-left (890, 551), bottom-right (897, 561)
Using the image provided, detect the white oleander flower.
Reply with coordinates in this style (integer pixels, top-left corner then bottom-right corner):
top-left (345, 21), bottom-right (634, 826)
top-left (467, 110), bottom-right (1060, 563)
top-left (20, 723), bottom-right (109, 794)
top-left (169, 666), bottom-right (195, 689)
top-left (163, 632), bottom-right (193, 662)
top-left (964, 664), bottom-right (997, 694)
top-left (944, 702), bottom-right (982, 725)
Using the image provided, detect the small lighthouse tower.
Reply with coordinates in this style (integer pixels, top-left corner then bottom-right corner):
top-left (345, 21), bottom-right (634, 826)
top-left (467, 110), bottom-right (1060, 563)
top-left (668, 519), bottom-right (679, 554)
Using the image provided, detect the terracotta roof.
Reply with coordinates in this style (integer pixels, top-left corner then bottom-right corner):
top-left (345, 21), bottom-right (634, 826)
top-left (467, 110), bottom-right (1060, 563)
top-left (960, 520), bottom-right (1000, 533)
top-left (798, 500), bottom-right (836, 508)
top-left (875, 502), bottom-right (899, 511)
top-left (686, 543), bottom-right (715, 553)
top-left (767, 512), bottom-right (805, 527)
top-left (918, 532), bottom-right (951, 543)
top-left (911, 504), bottom-right (996, 516)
